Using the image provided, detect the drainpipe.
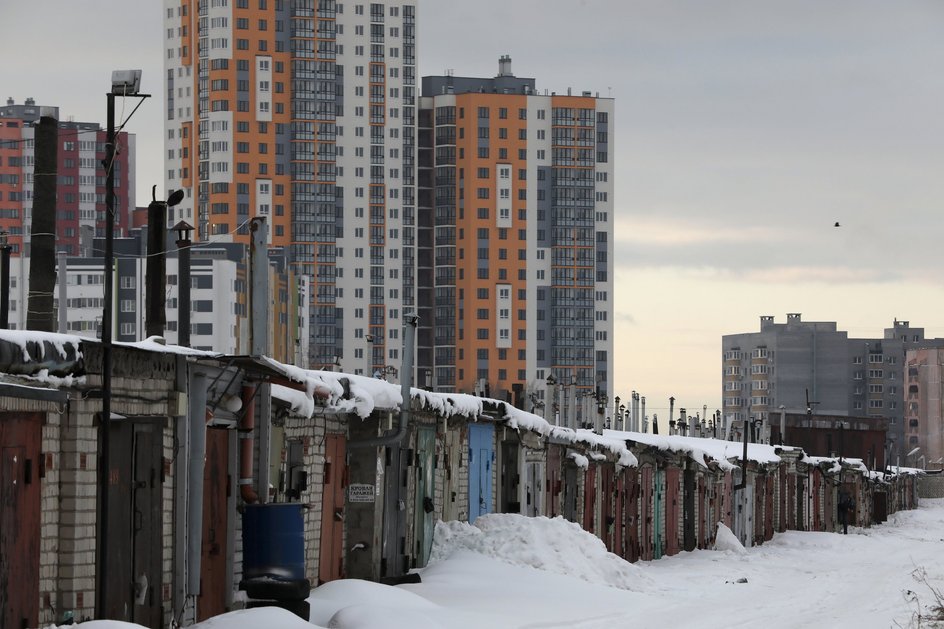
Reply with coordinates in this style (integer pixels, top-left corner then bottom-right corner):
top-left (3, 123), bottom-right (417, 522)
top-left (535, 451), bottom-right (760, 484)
top-left (186, 371), bottom-right (207, 596)
top-left (249, 217), bottom-right (272, 502)
top-left (238, 384), bottom-right (260, 504)
top-left (349, 314), bottom-right (418, 448)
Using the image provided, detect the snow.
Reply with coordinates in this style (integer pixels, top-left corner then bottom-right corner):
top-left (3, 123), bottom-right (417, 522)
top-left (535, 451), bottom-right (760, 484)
top-left (605, 429), bottom-right (797, 471)
top-left (308, 578), bottom-right (441, 629)
top-left (193, 607), bottom-right (318, 629)
top-left (116, 335), bottom-right (222, 357)
top-left (428, 514), bottom-right (652, 592)
top-left (713, 521), bottom-right (747, 554)
top-left (0, 328), bottom-right (83, 361)
top-left (568, 451), bottom-right (590, 469)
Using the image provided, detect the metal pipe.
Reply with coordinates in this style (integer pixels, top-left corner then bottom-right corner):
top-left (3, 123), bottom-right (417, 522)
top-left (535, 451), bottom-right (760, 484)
top-left (349, 314), bottom-right (418, 449)
top-left (0, 237), bottom-right (11, 329)
top-left (238, 384), bottom-right (260, 504)
top-left (186, 371), bottom-right (207, 596)
top-left (58, 250), bottom-right (67, 333)
top-left (734, 418), bottom-right (749, 491)
top-left (249, 217), bottom-right (270, 500)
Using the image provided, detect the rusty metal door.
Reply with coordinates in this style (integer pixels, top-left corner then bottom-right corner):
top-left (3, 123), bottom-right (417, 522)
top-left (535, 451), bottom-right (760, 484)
top-left (765, 475), bottom-right (775, 541)
top-left (545, 445), bottom-right (562, 518)
top-left (442, 429), bottom-right (462, 522)
top-left (753, 475), bottom-right (765, 543)
top-left (665, 467), bottom-right (680, 556)
top-left (625, 468), bottom-right (640, 562)
top-left (500, 441), bottom-right (520, 514)
top-left (683, 468), bottom-right (696, 552)
top-left (697, 475), bottom-right (707, 549)
top-left (613, 470), bottom-right (625, 558)
top-left (102, 418), bottom-right (164, 627)
top-left (131, 423), bottom-right (164, 628)
top-left (319, 434), bottom-right (347, 584)
top-left (812, 469), bottom-right (822, 531)
top-left (722, 473), bottom-right (734, 529)
top-left (639, 465), bottom-right (653, 561)
top-left (582, 464), bottom-right (597, 534)
top-left (0, 412), bottom-right (42, 629)
top-left (413, 426), bottom-right (436, 567)
top-left (601, 465), bottom-right (615, 551)
top-left (562, 463), bottom-right (578, 522)
top-left (198, 427), bottom-right (230, 621)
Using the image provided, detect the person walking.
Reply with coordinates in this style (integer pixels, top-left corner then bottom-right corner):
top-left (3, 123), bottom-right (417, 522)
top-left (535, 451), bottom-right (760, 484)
top-left (838, 489), bottom-right (855, 534)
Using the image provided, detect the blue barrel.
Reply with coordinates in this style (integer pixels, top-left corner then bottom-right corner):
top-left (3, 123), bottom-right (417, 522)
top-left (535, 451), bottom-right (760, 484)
top-left (242, 503), bottom-right (306, 580)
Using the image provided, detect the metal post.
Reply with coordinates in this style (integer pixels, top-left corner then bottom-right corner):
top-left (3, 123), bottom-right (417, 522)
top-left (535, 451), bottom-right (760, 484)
top-left (97, 90), bottom-right (115, 618)
top-left (58, 249), bottom-right (67, 333)
top-left (250, 217), bottom-right (271, 501)
top-left (0, 233), bottom-right (10, 329)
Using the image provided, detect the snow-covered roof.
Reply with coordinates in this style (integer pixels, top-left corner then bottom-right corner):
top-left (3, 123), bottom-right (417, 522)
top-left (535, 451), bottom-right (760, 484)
top-left (604, 429), bottom-right (796, 471)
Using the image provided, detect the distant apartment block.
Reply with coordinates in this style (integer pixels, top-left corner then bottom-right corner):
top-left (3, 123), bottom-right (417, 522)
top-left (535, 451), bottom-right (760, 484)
top-left (0, 98), bottom-right (135, 256)
top-left (722, 313), bottom-right (944, 462)
top-left (905, 347), bottom-right (944, 470)
top-left (5, 231), bottom-right (305, 362)
top-left (419, 57), bottom-right (615, 410)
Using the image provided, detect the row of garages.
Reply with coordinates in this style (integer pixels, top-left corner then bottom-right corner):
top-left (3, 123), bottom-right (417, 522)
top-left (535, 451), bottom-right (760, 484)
top-left (0, 330), bottom-right (921, 628)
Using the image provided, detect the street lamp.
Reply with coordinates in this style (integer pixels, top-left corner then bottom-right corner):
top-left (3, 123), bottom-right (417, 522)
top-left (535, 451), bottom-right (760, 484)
top-left (99, 69), bottom-right (149, 620)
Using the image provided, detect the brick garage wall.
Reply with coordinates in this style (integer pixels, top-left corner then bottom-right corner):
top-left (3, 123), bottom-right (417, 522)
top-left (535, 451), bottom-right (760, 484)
top-left (280, 412), bottom-right (346, 584)
top-left (56, 395), bottom-right (99, 623)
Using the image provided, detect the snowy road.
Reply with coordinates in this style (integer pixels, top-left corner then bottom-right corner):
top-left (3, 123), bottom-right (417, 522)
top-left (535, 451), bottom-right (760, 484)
top-left (389, 499), bottom-right (944, 629)
top-left (178, 499), bottom-right (944, 629)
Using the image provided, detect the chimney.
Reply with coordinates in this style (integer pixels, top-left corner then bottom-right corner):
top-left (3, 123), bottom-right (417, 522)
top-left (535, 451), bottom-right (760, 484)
top-left (6, 97), bottom-right (12, 106)
top-left (27, 116), bottom-right (58, 332)
top-left (25, 97), bottom-right (35, 106)
top-left (497, 55), bottom-right (513, 77)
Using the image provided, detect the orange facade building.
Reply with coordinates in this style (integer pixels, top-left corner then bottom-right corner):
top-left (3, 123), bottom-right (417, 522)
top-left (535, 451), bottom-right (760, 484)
top-left (419, 58), bottom-right (614, 420)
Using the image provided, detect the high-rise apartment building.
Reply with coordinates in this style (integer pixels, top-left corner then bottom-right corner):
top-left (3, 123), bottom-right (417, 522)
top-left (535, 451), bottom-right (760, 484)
top-left (0, 98), bottom-right (135, 257)
top-left (722, 313), bottom-right (944, 461)
top-left (164, 0), bottom-right (417, 370)
top-left (418, 58), bottom-right (615, 412)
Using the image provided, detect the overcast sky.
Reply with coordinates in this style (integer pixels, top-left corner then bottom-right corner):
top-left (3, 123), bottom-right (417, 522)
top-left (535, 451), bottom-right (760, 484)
top-left (3, 1), bottom-right (944, 416)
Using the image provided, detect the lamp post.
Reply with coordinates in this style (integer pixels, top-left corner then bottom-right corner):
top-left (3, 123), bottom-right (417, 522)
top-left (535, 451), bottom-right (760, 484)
top-left (0, 230), bottom-right (11, 329)
top-left (99, 69), bottom-right (149, 620)
top-left (173, 221), bottom-right (194, 347)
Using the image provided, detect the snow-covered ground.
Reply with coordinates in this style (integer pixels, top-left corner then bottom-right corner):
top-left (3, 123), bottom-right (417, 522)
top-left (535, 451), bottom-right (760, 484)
top-left (60, 500), bottom-right (944, 629)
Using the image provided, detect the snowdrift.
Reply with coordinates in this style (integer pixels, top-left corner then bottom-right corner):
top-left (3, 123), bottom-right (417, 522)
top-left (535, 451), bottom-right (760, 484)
top-left (428, 513), bottom-right (652, 591)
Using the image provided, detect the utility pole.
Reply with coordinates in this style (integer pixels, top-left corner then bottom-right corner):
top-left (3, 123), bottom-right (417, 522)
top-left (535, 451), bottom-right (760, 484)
top-left (98, 70), bottom-right (148, 619)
